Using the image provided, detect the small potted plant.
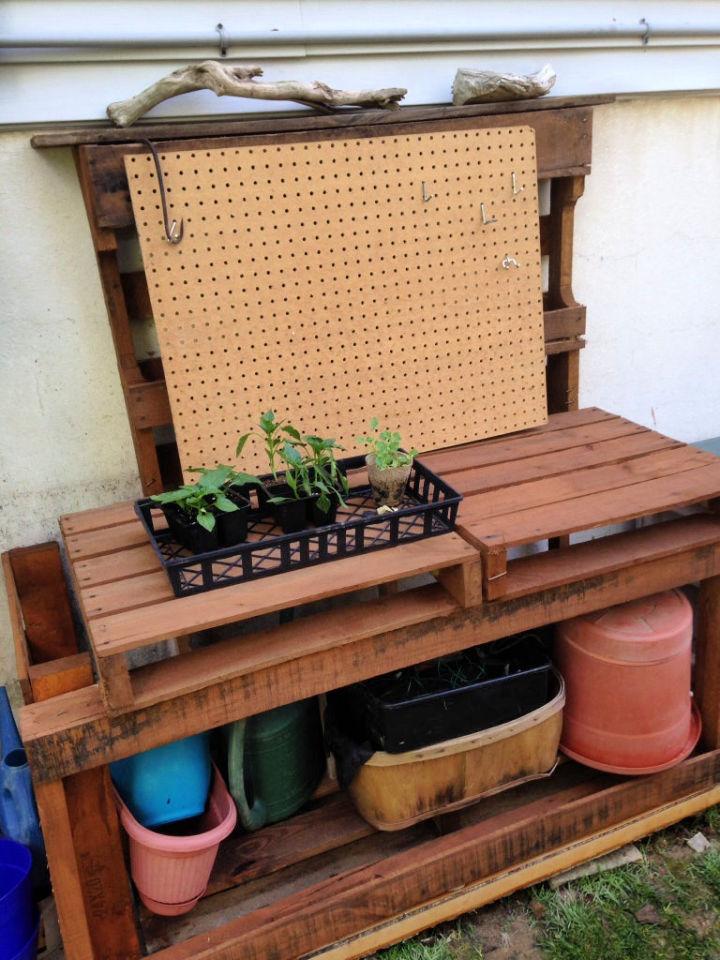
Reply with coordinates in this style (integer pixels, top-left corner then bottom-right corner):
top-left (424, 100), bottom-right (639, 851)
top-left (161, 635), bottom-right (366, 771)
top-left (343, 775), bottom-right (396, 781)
top-left (303, 434), bottom-right (350, 525)
top-left (151, 465), bottom-right (255, 554)
top-left (356, 419), bottom-right (418, 507)
top-left (266, 440), bottom-right (318, 533)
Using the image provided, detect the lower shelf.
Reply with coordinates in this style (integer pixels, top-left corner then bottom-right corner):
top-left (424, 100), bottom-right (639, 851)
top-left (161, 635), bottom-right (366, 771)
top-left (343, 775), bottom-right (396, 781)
top-left (140, 748), bottom-right (720, 959)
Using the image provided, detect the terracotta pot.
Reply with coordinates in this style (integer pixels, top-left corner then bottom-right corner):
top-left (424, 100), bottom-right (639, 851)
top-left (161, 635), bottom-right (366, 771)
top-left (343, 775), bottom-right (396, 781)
top-left (366, 455), bottom-right (412, 507)
top-left (115, 764), bottom-right (236, 916)
top-left (555, 590), bottom-right (701, 775)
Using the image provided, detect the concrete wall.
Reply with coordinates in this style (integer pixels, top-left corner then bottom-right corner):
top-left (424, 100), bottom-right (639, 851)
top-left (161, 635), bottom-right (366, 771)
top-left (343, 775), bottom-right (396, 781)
top-left (1, 93), bottom-right (719, 684)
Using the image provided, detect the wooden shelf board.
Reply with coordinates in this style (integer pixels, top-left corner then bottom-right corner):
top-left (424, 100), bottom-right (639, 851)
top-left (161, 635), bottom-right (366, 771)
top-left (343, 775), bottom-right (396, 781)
top-left (21, 518), bottom-right (720, 782)
top-left (30, 96), bottom-right (614, 149)
top-left (140, 751), bottom-right (720, 959)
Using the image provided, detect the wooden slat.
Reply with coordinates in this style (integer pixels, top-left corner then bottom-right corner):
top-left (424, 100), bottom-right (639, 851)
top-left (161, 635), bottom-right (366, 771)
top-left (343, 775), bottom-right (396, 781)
top-left (695, 575), bottom-right (720, 749)
top-left (73, 543), bottom-right (159, 587)
top-left (206, 792), bottom-right (374, 896)
top-left (422, 415), bottom-right (648, 476)
top-left (306, 783), bottom-right (720, 960)
top-left (28, 653), bottom-right (94, 702)
top-left (127, 379), bottom-right (172, 429)
top-left (6, 542), bottom-right (78, 663)
top-left (81, 570), bottom-right (171, 619)
top-left (502, 514), bottom-right (720, 600)
top-left (64, 520), bottom-right (151, 561)
top-left (545, 337), bottom-right (584, 356)
top-left (2, 551), bottom-right (32, 702)
top-left (466, 461), bottom-right (720, 551)
top-left (543, 305), bottom-right (586, 341)
top-left (21, 529), bottom-right (720, 781)
top-left (460, 445), bottom-right (716, 522)
top-left (64, 768), bottom-right (143, 960)
top-left (32, 97), bottom-right (612, 149)
top-left (143, 751), bottom-right (720, 960)
top-left (89, 534), bottom-right (479, 656)
top-left (145, 767), bottom-right (600, 951)
top-left (34, 780), bottom-right (96, 960)
top-left (447, 431), bottom-right (679, 498)
top-left (60, 501), bottom-right (136, 535)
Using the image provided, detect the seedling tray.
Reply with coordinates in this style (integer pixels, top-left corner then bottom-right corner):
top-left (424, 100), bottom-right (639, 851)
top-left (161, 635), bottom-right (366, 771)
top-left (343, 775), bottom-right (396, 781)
top-left (135, 456), bottom-right (462, 598)
top-left (329, 634), bottom-right (553, 753)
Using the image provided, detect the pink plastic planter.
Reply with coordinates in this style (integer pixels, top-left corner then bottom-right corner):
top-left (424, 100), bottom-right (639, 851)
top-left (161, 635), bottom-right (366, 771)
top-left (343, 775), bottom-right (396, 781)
top-left (555, 589), bottom-right (701, 775)
top-left (115, 764), bottom-right (237, 916)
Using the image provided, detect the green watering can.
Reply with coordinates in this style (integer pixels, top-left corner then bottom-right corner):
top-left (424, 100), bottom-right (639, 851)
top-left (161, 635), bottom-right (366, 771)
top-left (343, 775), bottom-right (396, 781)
top-left (227, 698), bottom-right (326, 831)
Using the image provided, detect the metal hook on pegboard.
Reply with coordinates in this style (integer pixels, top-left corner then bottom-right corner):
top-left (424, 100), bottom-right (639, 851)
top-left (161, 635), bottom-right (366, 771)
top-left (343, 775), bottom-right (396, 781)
top-left (139, 139), bottom-right (184, 245)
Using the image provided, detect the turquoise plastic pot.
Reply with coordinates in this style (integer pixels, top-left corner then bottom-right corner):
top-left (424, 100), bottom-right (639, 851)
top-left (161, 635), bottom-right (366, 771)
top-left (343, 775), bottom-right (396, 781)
top-left (111, 733), bottom-right (211, 829)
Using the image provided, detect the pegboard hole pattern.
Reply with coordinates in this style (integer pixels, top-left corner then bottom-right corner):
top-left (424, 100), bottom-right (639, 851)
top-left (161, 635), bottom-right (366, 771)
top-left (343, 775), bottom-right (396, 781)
top-left (127, 127), bottom-right (547, 476)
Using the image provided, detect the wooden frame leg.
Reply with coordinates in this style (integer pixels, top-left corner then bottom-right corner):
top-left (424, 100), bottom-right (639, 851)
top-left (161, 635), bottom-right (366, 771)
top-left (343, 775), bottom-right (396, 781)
top-left (35, 780), bottom-right (96, 960)
top-left (695, 575), bottom-right (720, 748)
top-left (65, 768), bottom-right (142, 960)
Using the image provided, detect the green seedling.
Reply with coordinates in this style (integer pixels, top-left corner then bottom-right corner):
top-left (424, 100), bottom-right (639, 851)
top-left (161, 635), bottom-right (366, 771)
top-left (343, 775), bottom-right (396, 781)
top-left (151, 464), bottom-right (244, 532)
top-left (356, 417), bottom-right (417, 470)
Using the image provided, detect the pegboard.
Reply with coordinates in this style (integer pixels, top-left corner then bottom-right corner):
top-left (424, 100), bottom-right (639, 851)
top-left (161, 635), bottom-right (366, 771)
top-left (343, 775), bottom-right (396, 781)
top-left (126, 127), bottom-right (547, 477)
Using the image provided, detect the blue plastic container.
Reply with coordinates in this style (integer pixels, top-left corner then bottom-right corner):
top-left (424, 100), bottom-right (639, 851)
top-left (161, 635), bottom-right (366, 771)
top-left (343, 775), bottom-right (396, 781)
top-left (7, 920), bottom-right (39, 960)
top-left (0, 688), bottom-right (47, 893)
top-left (110, 733), bottom-right (211, 829)
top-left (0, 838), bottom-right (35, 960)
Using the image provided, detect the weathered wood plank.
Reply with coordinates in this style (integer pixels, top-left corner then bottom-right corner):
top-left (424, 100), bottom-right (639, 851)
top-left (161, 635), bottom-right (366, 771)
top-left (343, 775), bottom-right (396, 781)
top-left (502, 515), bottom-right (720, 600)
top-left (32, 97), bottom-right (611, 149)
top-left (464, 462), bottom-right (720, 551)
top-left (147, 751), bottom-right (720, 960)
top-left (6, 542), bottom-right (78, 663)
top-left (21, 534), bottom-right (720, 781)
top-left (460, 445), bottom-right (715, 522)
top-left (89, 534), bottom-right (478, 656)
top-left (64, 768), bottom-right (143, 960)
top-left (79, 106), bottom-right (594, 230)
top-left (445, 431), bottom-right (678, 499)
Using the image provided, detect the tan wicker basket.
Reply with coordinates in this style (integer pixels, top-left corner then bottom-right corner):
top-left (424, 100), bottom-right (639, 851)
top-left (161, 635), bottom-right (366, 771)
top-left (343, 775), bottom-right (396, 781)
top-left (348, 673), bottom-right (565, 830)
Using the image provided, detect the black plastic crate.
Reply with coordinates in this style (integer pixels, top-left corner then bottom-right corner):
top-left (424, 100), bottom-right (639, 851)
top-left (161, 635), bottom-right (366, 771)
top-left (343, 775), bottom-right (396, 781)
top-left (329, 634), bottom-right (553, 753)
top-left (135, 455), bottom-right (462, 598)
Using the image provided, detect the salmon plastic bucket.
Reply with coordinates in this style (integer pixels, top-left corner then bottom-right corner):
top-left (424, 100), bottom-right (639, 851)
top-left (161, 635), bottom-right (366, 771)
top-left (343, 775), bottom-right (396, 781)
top-left (116, 764), bottom-right (236, 916)
top-left (555, 589), bottom-right (700, 775)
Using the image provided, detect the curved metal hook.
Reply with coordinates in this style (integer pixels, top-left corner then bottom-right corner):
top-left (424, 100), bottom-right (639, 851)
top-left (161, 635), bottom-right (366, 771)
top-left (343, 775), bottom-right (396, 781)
top-left (139, 139), bottom-right (184, 245)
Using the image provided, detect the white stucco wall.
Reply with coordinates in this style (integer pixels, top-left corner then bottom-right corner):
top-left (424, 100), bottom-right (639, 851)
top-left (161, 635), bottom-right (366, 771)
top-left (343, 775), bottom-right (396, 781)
top-left (1, 92), bottom-right (720, 685)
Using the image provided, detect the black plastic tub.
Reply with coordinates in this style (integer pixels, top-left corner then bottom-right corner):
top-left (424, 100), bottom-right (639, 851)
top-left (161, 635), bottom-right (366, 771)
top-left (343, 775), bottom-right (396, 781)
top-left (330, 635), bottom-right (553, 753)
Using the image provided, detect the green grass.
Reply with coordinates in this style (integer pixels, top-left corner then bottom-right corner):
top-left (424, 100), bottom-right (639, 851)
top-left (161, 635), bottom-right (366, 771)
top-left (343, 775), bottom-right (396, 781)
top-left (372, 807), bottom-right (720, 960)
top-left (532, 845), bottom-right (720, 960)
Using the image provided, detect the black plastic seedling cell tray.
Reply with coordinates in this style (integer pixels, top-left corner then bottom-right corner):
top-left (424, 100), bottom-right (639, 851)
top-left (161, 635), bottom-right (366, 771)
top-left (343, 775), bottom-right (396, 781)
top-left (331, 635), bottom-right (553, 753)
top-left (135, 455), bottom-right (462, 598)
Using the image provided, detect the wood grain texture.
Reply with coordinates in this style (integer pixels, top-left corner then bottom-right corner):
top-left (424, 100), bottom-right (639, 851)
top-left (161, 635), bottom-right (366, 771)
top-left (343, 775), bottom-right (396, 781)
top-left (34, 780), bottom-right (96, 960)
top-left (87, 533), bottom-right (478, 656)
top-left (21, 525), bottom-right (720, 782)
top-left (309, 783), bottom-right (720, 960)
top-left (27, 653), bottom-right (94, 703)
top-left (144, 751), bottom-right (720, 960)
top-left (64, 768), bottom-right (142, 960)
top-left (32, 96), bottom-right (611, 149)
top-left (6, 542), bottom-right (77, 663)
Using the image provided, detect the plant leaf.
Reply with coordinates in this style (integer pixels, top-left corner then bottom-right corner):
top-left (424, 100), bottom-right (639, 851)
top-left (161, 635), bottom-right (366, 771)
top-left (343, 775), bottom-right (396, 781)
top-left (196, 510), bottom-right (216, 532)
top-left (235, 432), bottom-right (252, 457)
top-left (214, 495), bottom-right (239, 513)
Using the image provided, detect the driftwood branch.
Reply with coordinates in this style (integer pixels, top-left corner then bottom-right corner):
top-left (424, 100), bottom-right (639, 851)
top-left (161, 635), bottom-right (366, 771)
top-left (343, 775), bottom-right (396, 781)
top-left (452, 64), bottom-right (556, 106)
top-left (107, 61), bottom-right (408, 127)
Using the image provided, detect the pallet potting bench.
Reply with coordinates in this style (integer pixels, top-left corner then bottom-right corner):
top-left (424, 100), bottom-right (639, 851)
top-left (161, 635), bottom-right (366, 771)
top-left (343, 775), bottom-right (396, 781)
top-left (21, 98), bottom-right (720, 960)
